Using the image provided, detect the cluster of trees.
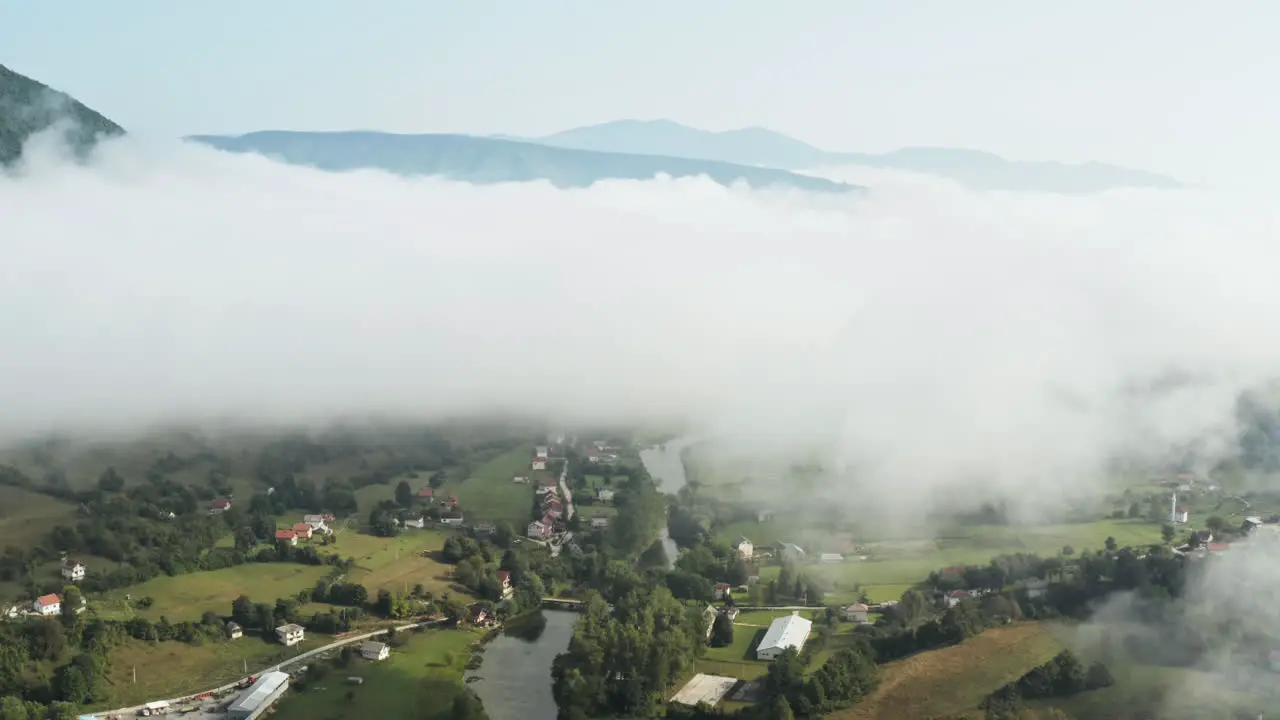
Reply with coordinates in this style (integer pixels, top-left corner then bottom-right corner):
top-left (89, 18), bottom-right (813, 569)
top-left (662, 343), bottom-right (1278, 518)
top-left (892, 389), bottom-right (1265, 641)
top-left (552, 589), bottom-right (703, 718)
top-left (739, 643), bottom-right (879, 719)
top-left (0, 593), bottom-right (123, 716)
top-left (982, 650), bottom-right (1114, 719)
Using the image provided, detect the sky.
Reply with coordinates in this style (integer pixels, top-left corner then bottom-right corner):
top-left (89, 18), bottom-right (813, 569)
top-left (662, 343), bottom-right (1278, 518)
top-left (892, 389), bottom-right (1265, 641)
top-left (5, 131), bottom-right (1280, 521)
top-left (3, 0), bottom-right (1278, 186)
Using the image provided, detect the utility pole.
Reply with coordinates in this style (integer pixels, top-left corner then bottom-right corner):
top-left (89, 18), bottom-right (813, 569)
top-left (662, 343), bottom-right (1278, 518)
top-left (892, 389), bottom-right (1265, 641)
top-left (132, 666), bottom-right (136, 684)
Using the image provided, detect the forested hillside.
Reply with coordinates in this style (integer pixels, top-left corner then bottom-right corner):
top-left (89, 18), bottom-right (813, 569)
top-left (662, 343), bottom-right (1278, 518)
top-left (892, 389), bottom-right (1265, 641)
top-left (0, 63), bottom-right (123, 164)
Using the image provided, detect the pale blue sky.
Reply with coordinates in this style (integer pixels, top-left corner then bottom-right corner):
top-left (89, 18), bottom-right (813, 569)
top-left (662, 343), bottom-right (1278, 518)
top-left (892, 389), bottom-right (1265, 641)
top-left (3, 1), bottom-right (1274, 184)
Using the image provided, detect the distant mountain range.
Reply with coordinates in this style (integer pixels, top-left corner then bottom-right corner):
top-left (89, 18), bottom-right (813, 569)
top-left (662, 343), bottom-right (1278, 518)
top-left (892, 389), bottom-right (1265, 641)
top-left (0, 63), bottom-right (1180, 194)
top-left (0, 63), bottom-right (123, 165)
top-left (517, 119), bottom-right (1183, 194)
top-left (185, 131), bottom-right (856, 193)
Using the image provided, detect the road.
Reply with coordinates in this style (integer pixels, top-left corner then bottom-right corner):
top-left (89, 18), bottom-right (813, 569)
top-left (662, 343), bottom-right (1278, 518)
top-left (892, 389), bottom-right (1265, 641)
top-left (88, 618), bottom-right (444, 719)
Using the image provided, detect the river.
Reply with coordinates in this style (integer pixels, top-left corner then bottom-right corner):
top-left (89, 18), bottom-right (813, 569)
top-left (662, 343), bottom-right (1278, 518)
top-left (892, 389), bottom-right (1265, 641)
top-left (466, 610), bottom-right (579, 720)
top-left (639, 437), bottom-right (699, 571)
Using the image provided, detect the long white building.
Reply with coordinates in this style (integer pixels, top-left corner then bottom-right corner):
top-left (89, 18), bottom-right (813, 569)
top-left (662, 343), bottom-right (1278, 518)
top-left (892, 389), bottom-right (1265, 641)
top-left (228, 671), bottom-right (290, 720)
top-left (755, 612), bottom-right (813, 661)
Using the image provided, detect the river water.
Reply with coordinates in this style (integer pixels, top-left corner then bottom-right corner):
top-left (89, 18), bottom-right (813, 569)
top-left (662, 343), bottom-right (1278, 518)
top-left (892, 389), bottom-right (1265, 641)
top-left (466, 610), bottom-right (579, 720)
top-left (639, 437), bottom-right (698, 570)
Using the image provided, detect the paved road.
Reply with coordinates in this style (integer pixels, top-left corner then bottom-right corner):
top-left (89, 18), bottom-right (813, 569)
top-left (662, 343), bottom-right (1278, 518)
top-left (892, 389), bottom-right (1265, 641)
top-left (88, 618), bottom-right (444, 719)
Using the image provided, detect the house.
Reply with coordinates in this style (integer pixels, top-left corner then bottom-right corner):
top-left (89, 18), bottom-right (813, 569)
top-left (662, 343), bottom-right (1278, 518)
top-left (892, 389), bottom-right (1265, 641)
top-left (513, 476), bottom-right (528, 484)
top-left (1020, 578), bottom-right (1049, 599)
top-left (537, 478), bottom-right (560, 494)
top-left (32, 593), bottom-right (61, 616)
top-left (210, 498), bottom-right (232, 513)
top-left (756, 613), bottom-right (812, 660)
top-left (733, 537), bottom-right (754, 560)
top-left (302, 515), bottom-right (331, 533)
top-left (226, 621), bottom-right (243, 639)
top-left (535, 446), bottom-right (549, 459)
top-left (819, 553), bottom-right (844, 564)
top-left (441, 511), bottom-right (464, 525)
top-left (360, 641), bottom-right (390, 661)
top-left (844, 603), bottom-right (870, 623)
top-left (291, 523), bottom-right (314, 540)
top-left (532, 458), bottom-right (548, 471)
top-left (275, 529), bottom-right (297, 546)
top-left (496, 570), bottom-right (513, 599)
top-left (1207, 542), bottom-right (1231, 554)
top-left (403, 517), bottom-right (425, 529)
top-left (1191, 530), bottom-right (1214, 547)
top-left (417, 488), bottom-right (434, 500)
top-left (1243, 516), bottom-right (1264, 532)
top-left (591, 516), bottom-right (610, 529)
top-left (61, 558), bottom-right (86, 582)
top-left (945, 590), bottom-right (971, 608)
top-left (597, 488), bottom-right (615, 503)
top-left (757, 510), bottom-right (774, 523)
top-left (584, 446), bottom-right (601, 463)
top-left (714, 583), bottom-right (732, 600)
top-left (527, 519), bottom-right (554, 539)
top-left (1173, 507), bottom-right (1189, 523)
top-left (473, 522), bottom-right (497, 537)
top-left (468, 603), bottom-right (490, 625)
top-left (275, 623), bottom-right (305, 646)
top-left (779, 543), bottom-right (806, 562)
top-left (746, 566), bottom-right (760, 585)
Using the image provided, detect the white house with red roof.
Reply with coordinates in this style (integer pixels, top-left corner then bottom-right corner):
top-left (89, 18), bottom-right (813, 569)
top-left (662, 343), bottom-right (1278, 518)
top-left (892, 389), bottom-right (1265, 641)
top-left (275, 529), bottom-right (297, 546)
top-left (496, 570), bottom-right (513, 599)
top-left (527, 518), bottom-right (555, 540)
top-left (291, 523), bottom-right (314, 540)
top-left (417, 488), bottom-right (434, 500)
top-left (532, 458), bottom-right (548, 471)
top-left (32, 593), bottom-right (61, 616)
top-left (945, 589), bottom-right (972, 608)
top-left (209, 498), bottom-right (232, 513)
top-left (844, 603), bottom-right (870, 623)
top-left (537, 478), bottom-right (559, 495)
top-left (714, 583), bottom-right (732, 600)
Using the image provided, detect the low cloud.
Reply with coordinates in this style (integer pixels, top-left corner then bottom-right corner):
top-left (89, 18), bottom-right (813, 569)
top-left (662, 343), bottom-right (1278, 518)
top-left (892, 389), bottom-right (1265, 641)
top-left (3, 133), bottom-right (1280, 518)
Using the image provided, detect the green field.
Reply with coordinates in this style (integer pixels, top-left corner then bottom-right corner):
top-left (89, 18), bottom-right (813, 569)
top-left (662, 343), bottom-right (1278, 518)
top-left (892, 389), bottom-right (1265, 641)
top-left (829, 622), bottom-right (1063, 720)
top-left (0, 485), bottom-right (78, 550)
top-left (727, 518), bottom-right (1166, 605)
top-left (336, 528), bottom-right (471, 599)
top-left (1036, 664), bottom-right (1278, 720)
top-left (271, 627), bottom-right (485, 720)
top-left (95, 563), bottom-right (332, 622)
top-left (696, 610), bottom-right (828, 681)
top-left (96, 634), bottom-right (326, 709)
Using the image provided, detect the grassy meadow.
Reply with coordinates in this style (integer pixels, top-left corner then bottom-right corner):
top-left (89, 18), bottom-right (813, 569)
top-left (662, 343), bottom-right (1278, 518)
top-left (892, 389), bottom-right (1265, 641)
top-left (95, 634), bottom-right (326, 709)
top-left (828, 622), bottom-right (1063, 720)
top-left (94, 563), bottom-right (333, 622)
top-left (271, 627), bottom-right (484, 720)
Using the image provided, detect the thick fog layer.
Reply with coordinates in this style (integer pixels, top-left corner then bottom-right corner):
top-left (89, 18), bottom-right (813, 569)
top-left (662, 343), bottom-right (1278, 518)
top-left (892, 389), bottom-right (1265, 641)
top-left (3, 134), bottom-right (1280, 510)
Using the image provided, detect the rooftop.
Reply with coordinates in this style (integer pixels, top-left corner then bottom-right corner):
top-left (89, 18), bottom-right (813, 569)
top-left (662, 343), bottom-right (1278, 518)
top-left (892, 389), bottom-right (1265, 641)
top-left (227, 671), bottom-right (290, 715)
top-left (757, 613), bottom-right (812, 655)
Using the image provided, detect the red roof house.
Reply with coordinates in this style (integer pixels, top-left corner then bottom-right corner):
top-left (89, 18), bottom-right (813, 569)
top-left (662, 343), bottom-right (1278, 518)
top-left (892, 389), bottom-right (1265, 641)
top-left (210, 498), bottom-right (232, 511)
top-left (291, 523), bottom-right (313, 540)
top-left (417, 488), bottom-right (434, 498)
top-left (275, 529), bottom-right (297, 545)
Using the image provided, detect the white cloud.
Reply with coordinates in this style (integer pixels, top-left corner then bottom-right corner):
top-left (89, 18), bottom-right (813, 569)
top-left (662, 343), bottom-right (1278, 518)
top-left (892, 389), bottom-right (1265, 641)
top-left (3, 134), bottom-right (1279, 516)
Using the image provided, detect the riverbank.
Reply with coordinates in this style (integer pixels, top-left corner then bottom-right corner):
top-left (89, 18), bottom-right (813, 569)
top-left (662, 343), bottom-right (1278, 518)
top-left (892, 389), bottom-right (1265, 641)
top-left (465, 609), bottom-right (580, 720)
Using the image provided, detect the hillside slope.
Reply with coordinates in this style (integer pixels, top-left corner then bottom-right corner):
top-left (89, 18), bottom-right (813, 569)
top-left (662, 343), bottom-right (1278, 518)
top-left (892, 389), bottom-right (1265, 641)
top-left (529, 119), bottom-right (1183, 194)
top-left (0, 63), bottom-right (123, 164)
top-left (186, 130), bottom-right (857, 193)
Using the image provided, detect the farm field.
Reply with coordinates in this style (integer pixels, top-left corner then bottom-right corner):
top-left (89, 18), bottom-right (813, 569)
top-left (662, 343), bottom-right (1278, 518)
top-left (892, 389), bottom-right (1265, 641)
top-left (336, 528), bottom-right (470, 599)
top-left (95, 563), bottom-right (332, 622)
top-left (357, 446), bottom-right (543, 527)
top-left (95, 634), bottom-right (326, 709)
top-left (829, 622), bottom-right (1063, 720)
top-left (271, 627), bottom-right (484, 720)
top-left (728, 518), bottom-right (1166, 605)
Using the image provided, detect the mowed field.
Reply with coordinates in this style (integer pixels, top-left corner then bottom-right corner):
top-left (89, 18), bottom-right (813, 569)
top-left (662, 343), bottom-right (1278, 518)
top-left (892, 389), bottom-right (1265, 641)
top-left (829, 622), bottom-right (1063, 720)
top-left (95, 563), bottom-right (333, 622)
top-left (337, 528), bottom-right (469, 599)
top-left (696, 610), bottom-right (829, 681)
top-left (96, 634), bottom-right (326, 709)
top-left (271, 627), bottom-right (484, 720)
